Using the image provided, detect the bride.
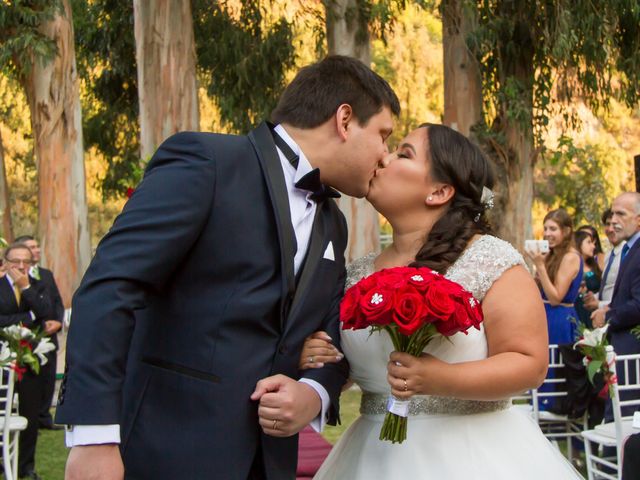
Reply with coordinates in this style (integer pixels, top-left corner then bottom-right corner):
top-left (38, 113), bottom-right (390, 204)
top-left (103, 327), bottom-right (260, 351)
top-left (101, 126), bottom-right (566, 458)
top-left (300, 124), bottom-right (582, 478)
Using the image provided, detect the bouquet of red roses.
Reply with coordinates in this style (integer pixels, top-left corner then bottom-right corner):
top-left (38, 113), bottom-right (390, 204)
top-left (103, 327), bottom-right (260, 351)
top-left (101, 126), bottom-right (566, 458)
top-left (340, 266), bottom-right (484, 443)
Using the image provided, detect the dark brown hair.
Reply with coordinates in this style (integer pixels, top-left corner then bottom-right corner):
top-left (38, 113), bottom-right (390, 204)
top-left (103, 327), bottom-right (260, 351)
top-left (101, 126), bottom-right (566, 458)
top-left (410, 124), bottom-right (495, 274)
top-left (543, 208), bottom-right (574, 283)
top-left (574, 230), bottom-right (602, 279)
top-left (271, 55), bottom-right (400, 128)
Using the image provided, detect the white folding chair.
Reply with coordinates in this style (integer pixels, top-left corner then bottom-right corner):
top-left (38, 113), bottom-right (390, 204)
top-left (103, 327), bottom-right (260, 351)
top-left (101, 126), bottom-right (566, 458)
top-left (516, 344), bottom-right (586, 460)
top-left (581, 347), bottom-right (640, 480)
top-left (0, 366), bottom-right (28, 480)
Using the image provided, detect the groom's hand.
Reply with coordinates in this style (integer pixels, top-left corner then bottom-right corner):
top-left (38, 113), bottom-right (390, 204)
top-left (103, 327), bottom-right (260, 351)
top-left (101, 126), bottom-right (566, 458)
top-left (65, 444), bottom-right (124, 480)
top-left (251, 374), bottom-right (321, 437)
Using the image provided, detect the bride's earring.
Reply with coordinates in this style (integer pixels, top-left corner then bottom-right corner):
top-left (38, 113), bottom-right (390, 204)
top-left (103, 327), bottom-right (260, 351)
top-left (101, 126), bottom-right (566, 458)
top-left (427, 196), bottom-right (433, 202)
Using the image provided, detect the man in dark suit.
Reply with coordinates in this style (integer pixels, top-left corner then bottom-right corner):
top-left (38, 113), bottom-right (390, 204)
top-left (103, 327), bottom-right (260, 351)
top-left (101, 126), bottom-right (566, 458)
top-left (0, 243), bottom-right (56, 479)
top-left (592, 192), bottom-right (640, 417)
top-left (57, 55), bottom-right (400, 480)
top-left (15, 235), bottom-right (64, 430)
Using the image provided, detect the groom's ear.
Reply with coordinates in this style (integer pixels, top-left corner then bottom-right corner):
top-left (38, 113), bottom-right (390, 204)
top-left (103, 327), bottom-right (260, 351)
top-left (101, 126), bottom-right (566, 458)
top-left (425, 184), bottom-right (455, 207)
top-left (335, 104), bottom-right (353, 141)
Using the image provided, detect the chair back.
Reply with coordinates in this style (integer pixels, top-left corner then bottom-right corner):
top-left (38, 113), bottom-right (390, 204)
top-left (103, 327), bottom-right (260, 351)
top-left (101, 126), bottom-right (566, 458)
top-left (0, 366), bottom-right (17, 444)
top-left (608, 347), bottom-right (640, 469)
top-left (531, 344), bottom-right (566, 419)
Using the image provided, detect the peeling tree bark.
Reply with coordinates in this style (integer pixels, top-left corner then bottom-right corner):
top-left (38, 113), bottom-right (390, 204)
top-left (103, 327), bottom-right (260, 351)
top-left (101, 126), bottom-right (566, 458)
top-left (324, 0), bottom-right (380, 262)
top-left (20, 0), bottom-right (91, 306)
top-left (442, 0), bottom-right (482, 137)
top-left (134, 0), bottom-right (199, 160)
top-left (0, 130), bottom-right (14, 243)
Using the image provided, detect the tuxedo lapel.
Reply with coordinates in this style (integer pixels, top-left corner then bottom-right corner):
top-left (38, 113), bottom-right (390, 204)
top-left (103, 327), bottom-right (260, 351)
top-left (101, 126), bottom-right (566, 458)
top-left (0, 276), bottom-right (19, 310)
top-left (611, 239), bottom-right (640, 301)
top-left (249, 122), bottom-right (296, 326)
top-left (286, 207), bottom-right (326, 331)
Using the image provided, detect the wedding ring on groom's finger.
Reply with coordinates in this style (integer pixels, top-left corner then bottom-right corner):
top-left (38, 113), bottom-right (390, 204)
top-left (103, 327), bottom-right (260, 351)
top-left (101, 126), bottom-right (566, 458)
top-left (272, 419), bottom-right (278, 430)
top-left (403, 379), bottom-right (408, 392)
top-left (308, 356), bottom-right (314, 364)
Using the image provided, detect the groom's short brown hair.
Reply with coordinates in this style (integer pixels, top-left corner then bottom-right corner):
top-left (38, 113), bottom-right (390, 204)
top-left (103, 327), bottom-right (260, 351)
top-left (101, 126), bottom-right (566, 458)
top-left (271, 55), bottom-right (400, 128)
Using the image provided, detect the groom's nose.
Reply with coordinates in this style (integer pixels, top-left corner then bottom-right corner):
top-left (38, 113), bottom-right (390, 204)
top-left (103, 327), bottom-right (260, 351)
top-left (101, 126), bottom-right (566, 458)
top-left (379, 153), bottom-right (393, 168)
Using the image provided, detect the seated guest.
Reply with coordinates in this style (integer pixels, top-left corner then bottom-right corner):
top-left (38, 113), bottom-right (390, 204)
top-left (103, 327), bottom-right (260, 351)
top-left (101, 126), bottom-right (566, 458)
top-left (0, 243), bottom-right (55, 480)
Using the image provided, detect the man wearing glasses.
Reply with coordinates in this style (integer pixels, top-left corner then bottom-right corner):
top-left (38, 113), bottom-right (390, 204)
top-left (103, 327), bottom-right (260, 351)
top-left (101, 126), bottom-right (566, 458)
top-left (0, 243), bottom-right (55, 480)
top-left (15, 235), bottom-right (65, 432)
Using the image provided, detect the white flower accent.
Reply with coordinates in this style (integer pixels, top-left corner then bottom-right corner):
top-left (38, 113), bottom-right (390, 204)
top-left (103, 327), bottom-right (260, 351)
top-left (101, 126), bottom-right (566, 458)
top-left (33, 338), bottom-right (55, 366)
top-left (370, 293), bottom-right (384, 305)
top-left (411, 275), bottom-right (424, 282)
top-left (574, 324), bottom-right (609, 348)
top-left (4, 325), bottom-right (35, 340)
top-left (469, 297), bottom-right (477, 308)
top-left (431, 270), bottom-right (439, 275)
top-left (0, 341), bottom-right (11, 363)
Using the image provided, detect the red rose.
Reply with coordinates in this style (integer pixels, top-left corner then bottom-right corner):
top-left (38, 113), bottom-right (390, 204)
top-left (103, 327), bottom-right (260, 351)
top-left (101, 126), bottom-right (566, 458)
top-left (391, 285), bottom-right (426, 335)
top-left (377, 270), bottom-right (409, 289)
top-left (126, 187), bottom-right (135, 198)
top-left (424, 282), bottom-right (456, 320)
top-left (340, 286), bottom-right (364, 330)
top-left (359, 286), bottom-right (394, 325)
top-left (406, 269), bottom-right (436, 293)
top-left (460, 292), bottom-right (483, 329)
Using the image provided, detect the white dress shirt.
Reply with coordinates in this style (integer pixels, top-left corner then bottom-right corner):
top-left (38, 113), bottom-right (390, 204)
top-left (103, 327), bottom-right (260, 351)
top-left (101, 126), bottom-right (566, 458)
top-left (597, 241), bottom-right (626, 307)
top-left (66, 125), bottom-right (330, 447)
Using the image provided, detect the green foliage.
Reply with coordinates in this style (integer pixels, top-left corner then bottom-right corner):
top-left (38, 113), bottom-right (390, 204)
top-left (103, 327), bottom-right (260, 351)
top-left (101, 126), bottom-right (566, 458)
top-left (0, 0), bottom-right (62, 78)
top-left (536, 136), bottom-right (630, 226)
top-left (72, 0), bottom-right (141, 199)
top-left (193, 0), bottom-right (297, 133)
top-left (469, 0), bottom-right (640, 147)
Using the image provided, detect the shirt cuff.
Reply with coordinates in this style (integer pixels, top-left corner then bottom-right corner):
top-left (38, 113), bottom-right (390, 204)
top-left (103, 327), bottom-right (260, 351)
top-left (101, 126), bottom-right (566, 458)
top-left (298, 378), bottom-right (329, 432)
top-left (598, 300), bottom-right (610, 309)
top-left (65, 425), bottom-right (121, 447)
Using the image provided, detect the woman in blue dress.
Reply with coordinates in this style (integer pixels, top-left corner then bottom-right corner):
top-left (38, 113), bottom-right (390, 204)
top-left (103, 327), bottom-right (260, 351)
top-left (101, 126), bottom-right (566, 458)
top-left (526, 208), bottom-right (583, 345)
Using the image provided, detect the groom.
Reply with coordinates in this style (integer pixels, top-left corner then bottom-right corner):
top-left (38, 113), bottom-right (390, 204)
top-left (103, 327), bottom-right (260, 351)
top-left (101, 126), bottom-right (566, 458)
top-left (57, 55), bottom-right (400, 480)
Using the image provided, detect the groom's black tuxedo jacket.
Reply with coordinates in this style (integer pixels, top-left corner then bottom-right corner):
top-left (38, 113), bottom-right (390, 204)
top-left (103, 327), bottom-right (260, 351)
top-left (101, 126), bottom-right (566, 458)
top-left (55, 123), bottom-right (350, 479)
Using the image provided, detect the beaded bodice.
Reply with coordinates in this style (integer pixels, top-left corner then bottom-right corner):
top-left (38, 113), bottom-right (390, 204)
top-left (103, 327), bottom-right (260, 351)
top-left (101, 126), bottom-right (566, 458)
top-left (341, 235), bottom-right (525, 411)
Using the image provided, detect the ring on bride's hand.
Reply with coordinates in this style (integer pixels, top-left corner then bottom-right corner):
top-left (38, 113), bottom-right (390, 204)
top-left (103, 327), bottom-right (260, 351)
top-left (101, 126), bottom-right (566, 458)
top-left (272, 419), bottom-right (278, 430)
top-left (309, 356), bottom-right (314, 364)
top-left (403, 379), bottom-right (408, 392)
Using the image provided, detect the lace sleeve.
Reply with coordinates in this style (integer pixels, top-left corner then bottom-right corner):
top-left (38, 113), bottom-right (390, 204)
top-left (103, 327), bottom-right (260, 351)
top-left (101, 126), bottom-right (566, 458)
top-left (345, 253), bottom-right (376, 290)
top-left (446, 236), bottom-right (526, 301)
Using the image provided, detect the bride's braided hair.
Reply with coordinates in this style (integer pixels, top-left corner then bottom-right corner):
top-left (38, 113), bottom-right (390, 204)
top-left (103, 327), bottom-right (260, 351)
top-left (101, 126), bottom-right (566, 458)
top-left (409, 124), bottom-right (495, 274)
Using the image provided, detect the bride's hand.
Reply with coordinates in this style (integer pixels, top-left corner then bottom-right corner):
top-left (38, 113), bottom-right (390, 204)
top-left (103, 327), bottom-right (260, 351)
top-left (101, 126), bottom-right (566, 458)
top-left (387, 351), bottom-right (445, 399)
top-left (298, 331), bottom-right (344, 370)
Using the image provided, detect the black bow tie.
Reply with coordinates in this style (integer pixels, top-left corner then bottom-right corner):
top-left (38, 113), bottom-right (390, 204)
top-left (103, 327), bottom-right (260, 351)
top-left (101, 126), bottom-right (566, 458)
top-left (295, 168), bottom-right (341, 202)
top-left (271, 126), bottom-right (341, 203)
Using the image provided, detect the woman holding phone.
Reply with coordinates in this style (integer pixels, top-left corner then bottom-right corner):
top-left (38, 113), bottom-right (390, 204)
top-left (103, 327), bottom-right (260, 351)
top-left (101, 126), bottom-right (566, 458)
top-left (526, 208), bottom-right (583, 345)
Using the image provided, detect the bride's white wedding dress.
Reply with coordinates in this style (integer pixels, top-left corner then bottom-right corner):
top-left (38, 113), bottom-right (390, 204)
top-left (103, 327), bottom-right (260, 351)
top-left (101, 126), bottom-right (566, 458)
top-left (314, 235), bottom-right (582, 479)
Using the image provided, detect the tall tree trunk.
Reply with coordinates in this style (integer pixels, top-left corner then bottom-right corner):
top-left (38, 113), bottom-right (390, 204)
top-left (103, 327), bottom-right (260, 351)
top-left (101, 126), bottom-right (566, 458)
top-left (0, 130), bottom-right (14, 243)
top-left (134, 0), bottom-right (199, 160)
top-left (324, 0), bottom-right (379, 262)
top-left (490, 13), bottom-right (536, 247)
top-left (21, 0), bottom-right (91, 307)
top-left (442, 0), bottom-right (482, 137)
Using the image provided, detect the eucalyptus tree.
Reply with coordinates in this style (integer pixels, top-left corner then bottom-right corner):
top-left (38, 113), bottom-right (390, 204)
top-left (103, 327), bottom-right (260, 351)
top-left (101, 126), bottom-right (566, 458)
top-left (441, 0), bottom-right (640, 245)
top-left (134, 0), bottom-right (199, 160)
top-left (0, 0), bottom-right (91, 305)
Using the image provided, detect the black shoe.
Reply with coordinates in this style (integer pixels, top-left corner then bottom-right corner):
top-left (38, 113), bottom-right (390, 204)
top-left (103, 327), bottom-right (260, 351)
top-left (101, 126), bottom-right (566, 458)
top-left (19, 471), bottom-right (42, 480)
top-left (39, 419), bottom-right (63, 430)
